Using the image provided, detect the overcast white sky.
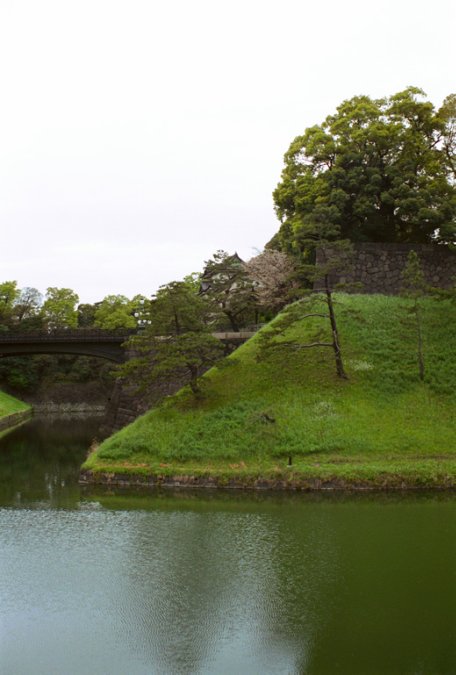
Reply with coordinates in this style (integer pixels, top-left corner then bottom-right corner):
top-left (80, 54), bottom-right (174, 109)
top-left (0, 0), bottom-right (454, 303)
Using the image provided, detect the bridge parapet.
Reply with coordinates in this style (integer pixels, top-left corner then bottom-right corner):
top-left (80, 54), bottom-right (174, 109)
top-left (0, 329), bottom-right (133, 362)
top-left (0, 326), bottom-right (262, 363)
top-left (0, 328), bottom-right (135, 343)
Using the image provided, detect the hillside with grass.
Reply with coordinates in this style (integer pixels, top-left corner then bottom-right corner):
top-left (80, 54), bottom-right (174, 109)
top-left (0, 390), bottom-right (30, 422)
top-left (83, 294), bottom-right (456, 488)
top-left (0, 391), bottom-right (30, 429)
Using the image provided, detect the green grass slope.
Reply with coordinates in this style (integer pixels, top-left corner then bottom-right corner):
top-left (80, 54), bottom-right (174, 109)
top-left (84, 295), bottom-right (456, 488)
top-left (0, 390), bottom-right (30, 419)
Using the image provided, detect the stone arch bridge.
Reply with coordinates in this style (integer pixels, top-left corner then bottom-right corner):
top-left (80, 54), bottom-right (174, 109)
top-left (0, 329), bottom-right (133, 363)
top-left (0, 328), bottom-right (257, 363)
top-left (0, 328), bottom-right (258, 434)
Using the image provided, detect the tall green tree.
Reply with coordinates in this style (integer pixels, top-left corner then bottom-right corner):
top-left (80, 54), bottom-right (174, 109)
top-left (14, 287), bottom-right (43, 322)
top-left (260, 217), bottom-right (354, 380)
top-left (0, 282), bottom-right (42, 330)
top-left (258, 262), bottom-right (351, 381)
top-left (123, 281), bottom-right (224, 397)
top-left (0, 281), bottom-right (20, 329)
top-left (271, 87), bottom-right (456, 254)
top-left (41, 287), bottom-right (79, 329)
top-left (440, 93), bottom-right (456, 181)
top-left (201, 251), bottom-right (257, 331)
top-left (93, 295), bottom-right (136, 330)
top-left (77, 303), bottom-right (98, 327)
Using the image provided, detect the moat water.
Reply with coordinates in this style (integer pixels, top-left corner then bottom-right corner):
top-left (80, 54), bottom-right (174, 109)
top-left (1, 417), bottom-right (455, 674)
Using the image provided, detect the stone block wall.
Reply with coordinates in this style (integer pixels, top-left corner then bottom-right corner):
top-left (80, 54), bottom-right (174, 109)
top-left (316, 243), bottom-right (456, 295)
top-left (0, 409), bottom-right (32, 433)
top-left (99, 379), bottom-right (147, 437)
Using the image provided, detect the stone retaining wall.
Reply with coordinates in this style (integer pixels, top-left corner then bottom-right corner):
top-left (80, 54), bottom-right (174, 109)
top-left (99, 380), bottom-right (139, 437)
top-left (316, 243), bottom-right (456, 295)
top-left (0, 409), bottom-right (33, 433)
top-left (78, 469), bottom-right (456, 491)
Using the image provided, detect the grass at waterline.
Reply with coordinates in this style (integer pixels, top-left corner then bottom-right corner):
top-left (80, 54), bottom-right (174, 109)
top-left (0, 390), bottom-right (30, 419)
top-left (83, 294), bottom-right (456, 488)
top-left (81, 457), bottom-right (456, 489)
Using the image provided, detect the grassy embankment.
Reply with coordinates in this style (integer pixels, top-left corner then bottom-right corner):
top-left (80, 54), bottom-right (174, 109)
top-left (0, 390), bottom-right (30, 418)
top-left (83, 295), bottom-right (456, 488)
top-left (0, 389), bottom-right (31, 432)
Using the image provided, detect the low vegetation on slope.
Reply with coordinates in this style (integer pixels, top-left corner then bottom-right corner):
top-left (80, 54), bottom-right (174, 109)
top-left (0, 390), bottom-right (30, 420)
top-left (84, 295), bottom-right (456, 487)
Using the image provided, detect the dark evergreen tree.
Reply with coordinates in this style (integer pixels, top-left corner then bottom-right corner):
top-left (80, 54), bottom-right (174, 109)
top-left (271, 87), bottom-right (456, 255)
top-left (123, 281), bottom-right (224, 396)
top-left (201, 251), bottom-right (257, 331)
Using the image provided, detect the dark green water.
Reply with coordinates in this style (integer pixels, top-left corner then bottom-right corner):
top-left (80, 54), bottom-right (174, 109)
top-left (1, 418), bottom-right (455, 675)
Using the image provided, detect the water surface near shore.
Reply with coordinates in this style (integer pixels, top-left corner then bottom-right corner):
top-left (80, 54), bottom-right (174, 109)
top-left (1, 417), bottom-right (455, 674)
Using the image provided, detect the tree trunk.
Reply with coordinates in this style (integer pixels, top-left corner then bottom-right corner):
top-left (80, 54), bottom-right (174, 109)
top-left (188, 364), bottom-right (200, 395)
top-left (324, 275), bottom-right (348, 380)
top-left (225, 312), bottom-right (239, 332)
top-left (415, 301), bottom-right (425, 381)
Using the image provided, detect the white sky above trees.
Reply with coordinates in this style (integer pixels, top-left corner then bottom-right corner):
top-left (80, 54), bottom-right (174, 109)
top-left (1, 0), bottom-right (454, 303)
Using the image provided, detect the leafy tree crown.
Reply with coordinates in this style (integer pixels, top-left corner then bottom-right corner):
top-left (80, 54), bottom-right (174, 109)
top-left (271, 87), bottom-right (456, 255)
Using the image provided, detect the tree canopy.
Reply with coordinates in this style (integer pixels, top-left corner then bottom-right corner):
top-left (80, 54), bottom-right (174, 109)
top-left (0, 281), bottom-right (20, 328)
top-left (270, 87), bottom-right (456, 254)
top-left (201, 251), bottom-right (257, 330)
top-left (123, 281), bottom-right (224, 396)
top-left (93, 295), bottom-right (137, 330)
top-left (41, 287), bottom-right (79, 329)
top-left (0, 281), bottom-right (43, 330)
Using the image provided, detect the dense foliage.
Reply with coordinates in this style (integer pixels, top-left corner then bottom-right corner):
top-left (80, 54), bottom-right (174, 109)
top-left (0, 283), bottom-right (138, 396)
top-left (93, 295), bottom-right (137, 330)
top-left (201, 251), bottom-right (257, 330)
top-left (123, 281), bottom-right (225, 396)
top-left (271, 87), bottom-right (456, 254)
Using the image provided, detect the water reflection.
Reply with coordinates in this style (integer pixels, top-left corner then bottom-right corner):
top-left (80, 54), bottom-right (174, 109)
top-left (0, 415), bottom-right (100, 507)
top-left (115, 510), bottom-right (307, 673)
top-left (0, 417), bottom-right (455, 674)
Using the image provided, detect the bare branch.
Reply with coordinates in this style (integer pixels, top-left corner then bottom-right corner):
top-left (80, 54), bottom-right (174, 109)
top-left (266, 341), bottom-right (333, 350)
